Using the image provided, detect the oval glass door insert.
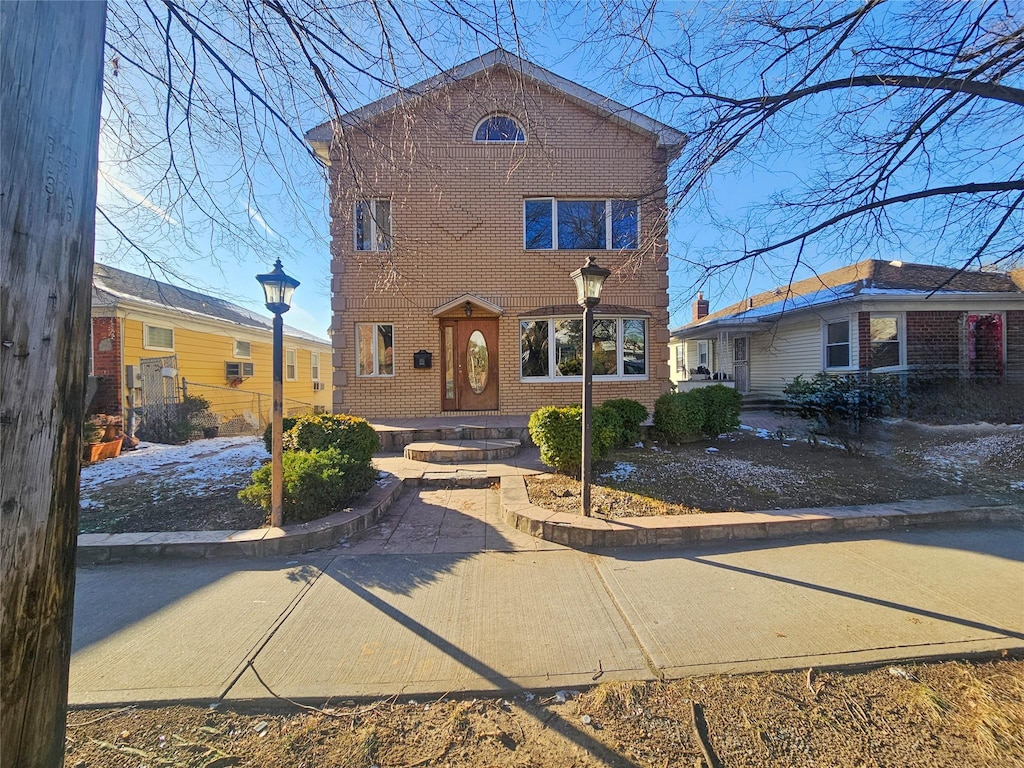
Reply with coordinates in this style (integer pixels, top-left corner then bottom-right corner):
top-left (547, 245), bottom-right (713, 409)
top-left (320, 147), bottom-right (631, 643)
top-left (467, 330), bottom-right (488, 394)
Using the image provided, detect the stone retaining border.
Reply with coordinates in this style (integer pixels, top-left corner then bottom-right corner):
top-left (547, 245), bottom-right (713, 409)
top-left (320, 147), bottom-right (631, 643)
top-left (76, 473), bottom-right (1022, 563)
top-left (76, 475), bottom-right (406, 565)
top-left (499, 474), bottom-right (1023, 549)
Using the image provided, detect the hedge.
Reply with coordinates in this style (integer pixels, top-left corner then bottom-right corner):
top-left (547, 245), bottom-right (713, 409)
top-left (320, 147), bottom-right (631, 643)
top-left (653, 385), bottom-right (741, 443)
top-left (527, 405), bottom-right (620, 474)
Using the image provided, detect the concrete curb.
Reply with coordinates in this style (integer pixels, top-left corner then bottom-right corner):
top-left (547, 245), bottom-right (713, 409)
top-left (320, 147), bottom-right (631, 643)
top-left (498, 474), bottom-right (1024, 549)
top-left (76, 476), bottom-right (406, 564)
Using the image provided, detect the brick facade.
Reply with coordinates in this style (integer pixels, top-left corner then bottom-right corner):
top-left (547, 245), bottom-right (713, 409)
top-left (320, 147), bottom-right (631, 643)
top-left (90, 316), bottom-right (122, 414)
top-left (321, 64), bottom-right (675, 418)
top-left (904, 311), bottom-right (962, 372)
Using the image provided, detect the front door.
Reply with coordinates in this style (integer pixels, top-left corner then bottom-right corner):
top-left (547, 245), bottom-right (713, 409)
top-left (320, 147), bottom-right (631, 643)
top-left (441, 318), bottom-right (499, 411)
top-left (733, 336), bottom-right (750, 394)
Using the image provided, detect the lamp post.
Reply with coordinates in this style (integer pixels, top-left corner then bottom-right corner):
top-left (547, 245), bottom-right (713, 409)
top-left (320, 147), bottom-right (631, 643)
top-left (256, 258), bottom-right (300, 528)
top-left (570, 256), bottom-right (610, 516)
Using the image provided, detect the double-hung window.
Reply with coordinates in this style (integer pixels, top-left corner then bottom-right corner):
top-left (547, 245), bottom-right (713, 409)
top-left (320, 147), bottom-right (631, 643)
top-left (310, 351), bottom-right (320, 382)
top-left (354, 199), bottom-right (392, 251)
top-left (520, 317), bottom-right (647, 380)
top-left (524, 198), bottom-right (638, 250)
top-left (869, 316), bottom-right (901, 368)
top-left (285, 348), bottom-right (298, 381)
top-left (825, 320), bottom-right (851, 368)
top-left (357, 323), bottom-right (394, 377)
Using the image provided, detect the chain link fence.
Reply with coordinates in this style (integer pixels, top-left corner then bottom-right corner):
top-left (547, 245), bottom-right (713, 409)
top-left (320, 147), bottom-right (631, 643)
top-left (182, 380), bottom-right (324, 437)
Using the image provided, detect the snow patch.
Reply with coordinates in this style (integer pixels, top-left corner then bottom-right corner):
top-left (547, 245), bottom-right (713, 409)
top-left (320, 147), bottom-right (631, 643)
top-left (600, 462), bottom-right (637, 482)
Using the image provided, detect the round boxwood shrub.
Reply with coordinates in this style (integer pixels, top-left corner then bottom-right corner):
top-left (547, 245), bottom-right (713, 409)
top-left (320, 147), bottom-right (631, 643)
top-left (238, 447), bottom-right (377, 525)
top-left (599, 398), bottom-right (648, 446)
top-left (282, 413), bottom-right (379, 462)
top-left (528, 405), bottom-right (619, 474)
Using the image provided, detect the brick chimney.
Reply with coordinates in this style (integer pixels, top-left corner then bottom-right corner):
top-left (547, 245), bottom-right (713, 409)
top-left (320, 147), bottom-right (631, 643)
top-left (693, 292), bottom-right (709, 322)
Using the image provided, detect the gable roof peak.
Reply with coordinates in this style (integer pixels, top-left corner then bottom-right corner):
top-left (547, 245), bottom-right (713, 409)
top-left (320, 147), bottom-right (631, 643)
top-left (305, 49), bottom-right (686, 157)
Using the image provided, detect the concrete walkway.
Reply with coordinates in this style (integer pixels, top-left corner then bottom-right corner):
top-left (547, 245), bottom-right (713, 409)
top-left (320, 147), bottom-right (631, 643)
top-left (70, 519), bottom-right (1024, 706)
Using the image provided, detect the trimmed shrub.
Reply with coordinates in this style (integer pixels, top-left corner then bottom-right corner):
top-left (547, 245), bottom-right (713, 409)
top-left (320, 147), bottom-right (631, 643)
top-left (262, 416), bottom-right (299, 453)
top-left (691, 385), bottom-right (742, 436)
top-left (528, 405), bottom-right (619, 474)
top-left (238, 447), bottom-right (377, 525)
top-left (282, 413), bottom-right (380, 462)
top-left (653, 391), bottom-right (705, 443)
top-left (600, 398), bottom-right (648, 445)
top-left (654, 385), bottom-right (742, 442)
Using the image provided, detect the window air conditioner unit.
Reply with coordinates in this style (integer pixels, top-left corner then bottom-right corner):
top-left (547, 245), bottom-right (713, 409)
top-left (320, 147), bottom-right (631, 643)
top-left (226, 361), bottom-right (254, 379)
top-left (312, 381), bottom-right (325, 391)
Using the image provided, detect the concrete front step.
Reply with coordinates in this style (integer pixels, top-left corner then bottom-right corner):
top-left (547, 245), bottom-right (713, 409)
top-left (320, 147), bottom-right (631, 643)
top-left (376, 425), bottom-right (530, 452)
top-left (403, 438), bottom-right (521, 464)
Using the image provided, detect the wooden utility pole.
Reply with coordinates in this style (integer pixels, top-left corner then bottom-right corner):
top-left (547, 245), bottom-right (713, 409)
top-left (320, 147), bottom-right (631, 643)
top-left (1, 3), bottom-right (107, 766)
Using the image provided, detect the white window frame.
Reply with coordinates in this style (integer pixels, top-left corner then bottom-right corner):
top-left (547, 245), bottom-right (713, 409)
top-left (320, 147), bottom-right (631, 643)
top-left (354, 198), bottom-right (392, 252)
top-left (696, 340), bottom-right (710, 367)
top-left (519, 316), bottom-right (648, 382)
top-left (674, 343), bottom-right (683, 374)
top-left (143, 324), bottom-right (174, 351)
top-left (473, 113), bottom-right (526, 143)
top-left (867, 313), bottom-right (905, 370)
top-left (233, 339), bottom-right (251, 358)
top-left (823, 318), bottom-right (854, 370)
top-left (523, 198), bottom-right (640, 251)
top-left (310, 351), bottom-right (320, 382)
top-left (285, 348), bottom-right (297, 381)
top-left (356, 323), bottom-right (396, 378)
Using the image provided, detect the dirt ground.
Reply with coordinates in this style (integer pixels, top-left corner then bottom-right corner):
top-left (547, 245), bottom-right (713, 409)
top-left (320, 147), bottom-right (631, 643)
top-left (528, 421), bottom-right (1024, 518)
top-left (65, 658), bottom-right (1024, 767)
top-left (78, 420), bottom-right (1023, 533)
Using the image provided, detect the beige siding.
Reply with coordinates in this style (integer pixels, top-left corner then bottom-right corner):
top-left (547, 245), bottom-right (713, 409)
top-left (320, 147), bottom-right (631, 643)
top-left (749, 318), bottom-right (823, 395)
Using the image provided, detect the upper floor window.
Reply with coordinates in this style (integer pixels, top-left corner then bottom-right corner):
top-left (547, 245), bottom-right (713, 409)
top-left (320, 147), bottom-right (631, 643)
top-left (354, 199), bottom-right (391, 251)
top-left (310, 351), bottom-right (321, 382)
top-left (285, 348), bottom-right (297, 381)
top-left (524, 198), bottom-right (638, 250)
top-left (144, 324), bottom-right (174, 351)
top-left (825, 320), bottom-right (851, 368)
top-left (233, 339), bottom-right (251, 358)
top-left (474, 114), bottom-right (525, 142)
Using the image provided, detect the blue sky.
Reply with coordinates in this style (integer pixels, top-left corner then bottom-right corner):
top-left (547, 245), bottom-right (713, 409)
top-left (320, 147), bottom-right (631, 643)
top-left (95, 2), bottom-right (1020, 336)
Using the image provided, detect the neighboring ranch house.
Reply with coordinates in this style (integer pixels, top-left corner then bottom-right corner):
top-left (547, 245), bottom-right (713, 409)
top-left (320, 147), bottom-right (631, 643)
top-left (305, 49), bottom-right (685, 419)
top-left (90, 264), bottom-right (332, 430)
top-left (669, 259), bottom-right (1024, 399)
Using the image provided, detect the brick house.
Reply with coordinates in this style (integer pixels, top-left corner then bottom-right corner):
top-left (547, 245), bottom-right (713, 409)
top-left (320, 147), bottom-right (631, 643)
top-left (305, 49), bottom-right (685, 419)
top-left (669, 259), bottom-right (1024, 401)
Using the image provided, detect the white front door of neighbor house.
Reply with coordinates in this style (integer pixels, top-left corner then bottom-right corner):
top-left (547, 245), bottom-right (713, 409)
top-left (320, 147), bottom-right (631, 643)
top-left (733, 336), bottom-right (749, 394)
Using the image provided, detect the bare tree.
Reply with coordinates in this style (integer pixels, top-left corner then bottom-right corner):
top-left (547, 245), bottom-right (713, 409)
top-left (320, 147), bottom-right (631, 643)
top-left (580, 0), bottom-right (1024, 305)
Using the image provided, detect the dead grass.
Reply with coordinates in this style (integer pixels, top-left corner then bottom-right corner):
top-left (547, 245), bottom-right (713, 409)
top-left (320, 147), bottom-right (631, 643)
top-left (65, 659), bottom-right (1024, 767)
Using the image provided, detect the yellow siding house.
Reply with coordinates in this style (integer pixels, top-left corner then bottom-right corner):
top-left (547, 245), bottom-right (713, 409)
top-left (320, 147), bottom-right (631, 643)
top-left (90, 264), bottom-right (331, 435)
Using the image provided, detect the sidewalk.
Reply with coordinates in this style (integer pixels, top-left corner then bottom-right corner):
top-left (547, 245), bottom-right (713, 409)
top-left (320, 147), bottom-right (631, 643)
top-left (70, 519), bottom-right (1024, 706)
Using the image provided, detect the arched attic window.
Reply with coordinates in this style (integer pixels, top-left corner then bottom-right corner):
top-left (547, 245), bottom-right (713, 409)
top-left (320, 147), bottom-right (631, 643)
top-left (474, 114), bottom-right (526, 143)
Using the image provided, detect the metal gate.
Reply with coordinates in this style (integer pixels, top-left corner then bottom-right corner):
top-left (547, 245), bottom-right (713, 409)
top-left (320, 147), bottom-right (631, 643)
top-left (136, 355), bottom-right (181, 443)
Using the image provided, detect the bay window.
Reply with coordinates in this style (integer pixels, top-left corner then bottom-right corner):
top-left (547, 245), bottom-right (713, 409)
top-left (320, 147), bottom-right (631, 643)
top-left (520, 317), bottom-right (647, 379)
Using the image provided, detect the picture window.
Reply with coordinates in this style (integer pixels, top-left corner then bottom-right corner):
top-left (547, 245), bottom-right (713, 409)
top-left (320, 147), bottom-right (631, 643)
top-left (357, 323), bottom-right (394, 377)
top-left (520, 317), bottom-right (646, 380)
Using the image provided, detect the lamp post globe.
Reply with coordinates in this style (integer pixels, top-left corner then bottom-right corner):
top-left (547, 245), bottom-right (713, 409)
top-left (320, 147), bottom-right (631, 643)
top-left (570, 257), bottom-right (609, 517)
top-left (256, 259), bottom-right (299, 528)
